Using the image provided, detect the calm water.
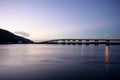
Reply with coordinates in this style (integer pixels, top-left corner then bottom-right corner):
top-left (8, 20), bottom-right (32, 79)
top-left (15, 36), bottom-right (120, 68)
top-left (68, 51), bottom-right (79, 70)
top-left (0, 44), bottom-right (120, 80)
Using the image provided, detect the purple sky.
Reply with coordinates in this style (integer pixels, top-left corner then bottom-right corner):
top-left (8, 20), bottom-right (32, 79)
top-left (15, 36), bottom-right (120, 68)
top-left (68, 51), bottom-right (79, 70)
top-left (0, 0), bottom-right (120, 41)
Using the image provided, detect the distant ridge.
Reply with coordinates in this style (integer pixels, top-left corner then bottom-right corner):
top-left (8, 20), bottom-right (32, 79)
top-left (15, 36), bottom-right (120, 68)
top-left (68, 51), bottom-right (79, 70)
top-left (0, 29), bottom-right (33, 44)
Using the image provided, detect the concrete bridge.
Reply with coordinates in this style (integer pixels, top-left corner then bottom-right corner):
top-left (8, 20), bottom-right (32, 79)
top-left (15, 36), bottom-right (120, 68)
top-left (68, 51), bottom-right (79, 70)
top-left (37, 39), bottom-right (120, 45)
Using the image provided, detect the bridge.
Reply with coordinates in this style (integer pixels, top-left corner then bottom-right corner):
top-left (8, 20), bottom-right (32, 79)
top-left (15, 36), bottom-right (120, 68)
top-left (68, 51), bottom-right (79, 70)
top-left (36, 39), bottom-right (120, 45)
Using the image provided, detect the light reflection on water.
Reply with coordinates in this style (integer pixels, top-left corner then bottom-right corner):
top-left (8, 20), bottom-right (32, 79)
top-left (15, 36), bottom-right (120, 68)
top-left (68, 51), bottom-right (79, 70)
top-left (0, 44), bottom-right (120, 80)
top-left (105, 45), bottom-right (109, 71)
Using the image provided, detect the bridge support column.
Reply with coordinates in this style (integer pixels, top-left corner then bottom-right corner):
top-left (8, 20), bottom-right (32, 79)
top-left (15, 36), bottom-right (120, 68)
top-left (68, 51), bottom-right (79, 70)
top-left (72, 40), bottom-right (75, 44)
top-left (86, 40), bottom-right (89, 44)
top-left (62, 40), bottom-right (66, 44)
top-left (78, 40), bottom-right (82, 44)
top-left (53, 40), bottom-right (58, 44)
top-left (106, 40), bottom-right (110, 44)
top-left (66, 40), bottom-right (70, 44)
top-left (95, 40), bottom-right (98, 43)
top-left (65, 40), bottom-right (70, 44)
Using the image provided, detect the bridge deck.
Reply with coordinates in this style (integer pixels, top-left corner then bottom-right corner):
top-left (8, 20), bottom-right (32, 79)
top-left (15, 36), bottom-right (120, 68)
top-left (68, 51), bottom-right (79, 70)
top-left (50, 39), bottom-right (120, 41)
top-left (36, 39), bottom-right (120, 45)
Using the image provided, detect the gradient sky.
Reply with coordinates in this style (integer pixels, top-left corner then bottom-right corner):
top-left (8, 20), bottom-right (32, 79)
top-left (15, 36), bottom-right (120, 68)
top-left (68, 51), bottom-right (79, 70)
top-left (0, 0), bottom-right (120, 41)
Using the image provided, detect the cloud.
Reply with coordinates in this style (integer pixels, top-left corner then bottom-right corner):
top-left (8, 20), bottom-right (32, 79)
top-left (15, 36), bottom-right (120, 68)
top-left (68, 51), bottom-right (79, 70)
top-left (14, 31), bottom-right (30, 37)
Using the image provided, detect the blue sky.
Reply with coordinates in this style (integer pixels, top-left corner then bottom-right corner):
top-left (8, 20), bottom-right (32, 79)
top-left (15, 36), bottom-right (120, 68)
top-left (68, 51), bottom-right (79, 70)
top-left (0, 0), bottom-right (120, 41)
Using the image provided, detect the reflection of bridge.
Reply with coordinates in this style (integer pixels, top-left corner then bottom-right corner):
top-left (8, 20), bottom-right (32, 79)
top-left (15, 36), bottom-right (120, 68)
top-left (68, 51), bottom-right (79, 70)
top-left (37, 39), bottom-right (120, 45)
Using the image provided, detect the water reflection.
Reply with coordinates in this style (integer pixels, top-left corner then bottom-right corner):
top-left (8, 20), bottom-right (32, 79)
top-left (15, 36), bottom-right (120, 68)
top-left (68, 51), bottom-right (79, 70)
top-left (0, 44), bottom-right (120, 80)
top-left (105, 45), bottom-right (109, 71)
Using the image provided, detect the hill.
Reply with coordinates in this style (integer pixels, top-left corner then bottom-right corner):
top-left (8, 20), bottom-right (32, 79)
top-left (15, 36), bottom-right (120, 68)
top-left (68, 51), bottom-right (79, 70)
top-left (0, 29), bottom-right (33, 44)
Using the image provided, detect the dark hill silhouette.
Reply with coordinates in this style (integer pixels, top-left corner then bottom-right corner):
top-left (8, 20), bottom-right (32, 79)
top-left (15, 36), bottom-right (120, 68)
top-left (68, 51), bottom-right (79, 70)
top-left (0, 29), bottom-right (33, 44)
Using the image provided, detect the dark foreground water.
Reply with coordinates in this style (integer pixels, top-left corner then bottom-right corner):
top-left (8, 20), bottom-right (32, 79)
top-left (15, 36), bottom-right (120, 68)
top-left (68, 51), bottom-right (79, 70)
top-left (0, 44), bottom-right (120, 80)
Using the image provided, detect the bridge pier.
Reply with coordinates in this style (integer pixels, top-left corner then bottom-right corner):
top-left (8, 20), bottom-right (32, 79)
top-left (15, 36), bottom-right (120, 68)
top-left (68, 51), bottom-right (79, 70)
top-left (86, 40), bottom-right (89, 44)
top-left (106, 40), bottom-right (110, 45)
top-left (72, 40), bottom-right (76, 44)
top-left (95, 40), bottom-right (98, 44)
top-left (60, 40), bottom-right (65, 44)
top-left (66, 40), bottom-right (70, 44)
top-left (67, 40), bottom-right (71, 44)
top-left (78, 40), bottom-right (82, 44)
top-left (95, 40), bottom-right (98, 43)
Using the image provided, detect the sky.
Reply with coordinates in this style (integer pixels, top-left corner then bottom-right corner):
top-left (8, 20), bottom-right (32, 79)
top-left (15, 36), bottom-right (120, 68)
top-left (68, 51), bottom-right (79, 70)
top-left (0, 0), bottom-right (120, 41)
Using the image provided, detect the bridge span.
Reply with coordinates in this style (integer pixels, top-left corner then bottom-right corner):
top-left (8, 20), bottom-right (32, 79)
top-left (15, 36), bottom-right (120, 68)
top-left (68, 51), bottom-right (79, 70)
top-left (37, 39), bottom-right (120, 45)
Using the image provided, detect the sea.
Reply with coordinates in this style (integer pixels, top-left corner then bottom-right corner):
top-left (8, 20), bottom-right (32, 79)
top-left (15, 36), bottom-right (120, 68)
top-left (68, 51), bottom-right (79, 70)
top-left (0, 44), bottom-right (120, 80)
